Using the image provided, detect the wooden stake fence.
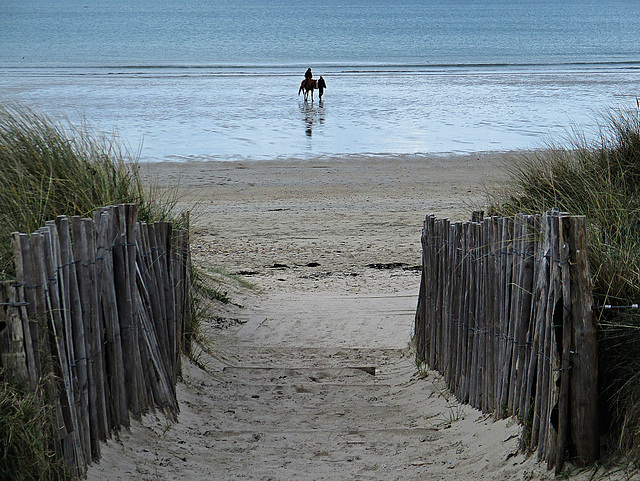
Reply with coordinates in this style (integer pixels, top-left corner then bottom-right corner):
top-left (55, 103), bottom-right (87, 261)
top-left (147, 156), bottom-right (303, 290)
top-left (0, 204), bottom-right (191, 478)
top-left (414, 212), bottom-right (599, 472)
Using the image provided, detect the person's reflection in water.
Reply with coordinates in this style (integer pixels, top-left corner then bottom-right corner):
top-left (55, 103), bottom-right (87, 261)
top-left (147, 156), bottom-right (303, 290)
top-left (300, 100), bottom-right (325, 137)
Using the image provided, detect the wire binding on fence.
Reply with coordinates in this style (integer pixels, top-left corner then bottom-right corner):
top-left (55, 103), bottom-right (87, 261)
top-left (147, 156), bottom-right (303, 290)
top-left (593, 304), bottom-right (640, 310)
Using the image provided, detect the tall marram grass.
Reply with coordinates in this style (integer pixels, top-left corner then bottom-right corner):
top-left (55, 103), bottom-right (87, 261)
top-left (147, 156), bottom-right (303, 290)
top-left (0, 104), bottom-right (179, 479)
top-left (490, 106), bottom-right (640, 465)
top-left (0, 371), bottom-right (68, 480)
top-left (0, 103), bottom-right (176, 279)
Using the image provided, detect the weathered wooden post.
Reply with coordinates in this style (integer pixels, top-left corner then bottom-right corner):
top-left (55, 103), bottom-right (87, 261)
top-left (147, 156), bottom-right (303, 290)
top-left (0, 281), bottom-right (31, 386)
top-left (72, 215), bottom-right (108, 455)
top-left (94, 209), bottom-right (128, 430)
top-left (567, 216), bottom-right (599, 466)
top-left (56, 216), bottom-right (92, 463)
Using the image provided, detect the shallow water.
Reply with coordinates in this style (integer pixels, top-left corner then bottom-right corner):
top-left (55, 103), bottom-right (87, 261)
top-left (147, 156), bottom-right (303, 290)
top-left (2, 67), bottom-right (637, 161)
top-left (2, 0), bottom-right (640, 161)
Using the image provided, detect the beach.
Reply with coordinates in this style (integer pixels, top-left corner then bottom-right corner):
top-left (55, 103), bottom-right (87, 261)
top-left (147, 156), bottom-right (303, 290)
top-left (5, 1), bottom-right (640, 477)
top-left (85, 152), bottom-right (563, 480)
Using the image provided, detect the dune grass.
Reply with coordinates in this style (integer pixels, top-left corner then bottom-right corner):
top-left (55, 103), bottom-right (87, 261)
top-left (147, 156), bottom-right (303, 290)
top-left (0, 371), bottom-right (68, 481)
top-left (0, 103), bottom-right (177, 279)
top-left (490, 106), bottom-right (640, 465)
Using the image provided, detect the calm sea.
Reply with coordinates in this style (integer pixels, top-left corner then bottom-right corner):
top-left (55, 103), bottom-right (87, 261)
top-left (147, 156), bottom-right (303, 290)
top-left (2, 0), bottom-right (640, 161)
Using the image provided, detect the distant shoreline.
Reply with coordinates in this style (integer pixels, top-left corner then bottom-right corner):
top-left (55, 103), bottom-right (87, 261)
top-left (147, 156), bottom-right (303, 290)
top-left (137, 150), bottom-right (530, 167)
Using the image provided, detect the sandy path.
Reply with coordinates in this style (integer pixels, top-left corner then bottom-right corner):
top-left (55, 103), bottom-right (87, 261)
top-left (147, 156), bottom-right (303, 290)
top-left (87, 153), bottom-right (553, 480)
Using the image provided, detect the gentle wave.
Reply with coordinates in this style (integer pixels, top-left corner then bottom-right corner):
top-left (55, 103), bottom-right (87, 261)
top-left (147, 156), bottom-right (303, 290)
top-left (4, 60), bottom-right (640, 72)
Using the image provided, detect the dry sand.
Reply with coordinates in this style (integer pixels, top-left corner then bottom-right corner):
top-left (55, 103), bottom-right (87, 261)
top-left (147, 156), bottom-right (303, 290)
top-left (86, 152), bottom-right (559, 480)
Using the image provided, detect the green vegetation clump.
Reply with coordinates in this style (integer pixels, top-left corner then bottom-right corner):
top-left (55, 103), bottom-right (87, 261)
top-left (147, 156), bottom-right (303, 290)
top-left (0, 103), bottom-right (175, 279)
top-left (0, 372), bottom-right (69, 481)
top-left (491, 106), bottom-right (640, 465)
